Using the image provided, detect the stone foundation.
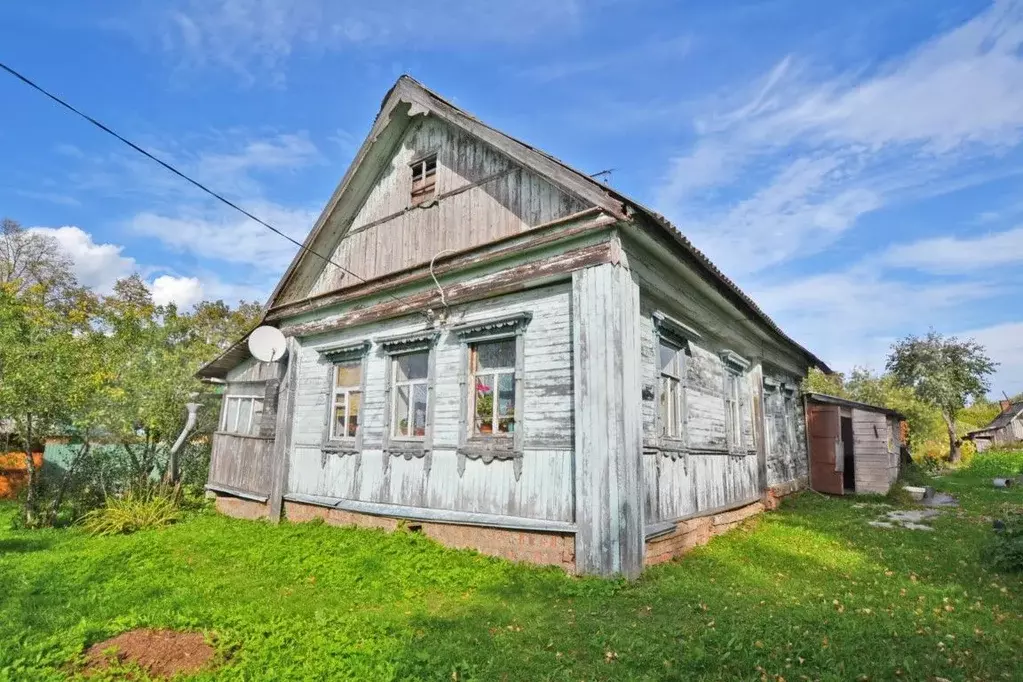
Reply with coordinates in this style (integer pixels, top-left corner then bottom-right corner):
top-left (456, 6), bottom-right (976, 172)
top-left (214, 494), bottom-right (268, 520)
top-left (284, 500), bottom-right (576, 571)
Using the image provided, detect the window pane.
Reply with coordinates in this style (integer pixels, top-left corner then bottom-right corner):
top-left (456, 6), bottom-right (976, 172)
top-left (224, 398), bottom-right (239, 432)
top-left (396, 352), bottom-right (429, 382)
top-left (475, 339), bottom-right (515, 371)
top-left (497, 373), bottom-right (515, 433)
top-left (347, 392), bottom-right (361, 438)
top-left (659, 342), bottom-right (679, 375)
top-left (474, 374), bottom-right (493, 434)
top-left (333, 404), bottom-right (346, 439)
top-left (249, 399), bottom-right (264, 436)
top-left (412, 383), bottom-right (428, 436)
top-left (236, 399), bottom-right (252, 435)
top-left (394, 385), bottom-right (410, 437)
top-left (335, 361), bottom-right (361, 388)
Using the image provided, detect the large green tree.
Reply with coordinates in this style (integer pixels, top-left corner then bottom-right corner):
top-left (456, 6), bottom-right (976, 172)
top-left (886, 331), bottom-right (996, 463)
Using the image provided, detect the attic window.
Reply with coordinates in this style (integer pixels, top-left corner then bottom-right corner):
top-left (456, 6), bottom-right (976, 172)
top-left (411, 154), bottom-right (437, 206)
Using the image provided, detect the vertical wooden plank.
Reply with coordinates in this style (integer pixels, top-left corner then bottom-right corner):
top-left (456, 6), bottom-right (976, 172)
top-left (572, 261), bottom-right (644, 578)
top-left (268, 338), bottom-right (299, 522)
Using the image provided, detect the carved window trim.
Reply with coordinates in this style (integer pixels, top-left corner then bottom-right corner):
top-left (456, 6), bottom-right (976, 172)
top-left (451, 313), bottom-right (531, 481)
top-left (376, 330), bottom-right (440, 460)
top-left (720, 350), bottom-right (752, 455)
top-left (651, 311), bottom-right (695, 453)
top-left (318, 341), bottom-right (370, 455)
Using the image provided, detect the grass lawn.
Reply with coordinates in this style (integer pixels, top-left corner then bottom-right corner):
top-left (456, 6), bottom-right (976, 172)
top-left (2, 453), bottom-right (1022, 681)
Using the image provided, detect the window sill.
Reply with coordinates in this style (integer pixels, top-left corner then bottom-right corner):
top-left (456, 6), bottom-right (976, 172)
top-left (214, 431), bottom-right (274, 441)
top-left (321, 441), bottom-right (359, 455)
top-left (458, 442), bottom-right (518, 460)
top-left (385, 440), bottom-right (426, 457)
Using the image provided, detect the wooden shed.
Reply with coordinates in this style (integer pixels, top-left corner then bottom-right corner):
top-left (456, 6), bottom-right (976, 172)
top-left (966, 400), bottom-right (1023, 452)
top-left (805, 393), bottom-right (904, 495)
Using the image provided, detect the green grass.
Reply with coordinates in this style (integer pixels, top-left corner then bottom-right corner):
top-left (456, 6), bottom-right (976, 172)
top-left (2, 454), bottom-right (1022, 681)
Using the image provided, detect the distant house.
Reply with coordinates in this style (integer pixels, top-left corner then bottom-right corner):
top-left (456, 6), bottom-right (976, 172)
top-left (197, 76), bottom-right (829, 577)
top-left (967, 400), bottom-right (1023, 452)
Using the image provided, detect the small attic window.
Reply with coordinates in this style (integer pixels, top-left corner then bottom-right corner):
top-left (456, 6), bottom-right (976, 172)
top-left (410, 154), bottom-right (437, 206)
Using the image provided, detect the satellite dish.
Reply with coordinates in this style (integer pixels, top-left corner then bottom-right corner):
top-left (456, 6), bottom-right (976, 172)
top-left (248, 326), bottom-right (287, 363)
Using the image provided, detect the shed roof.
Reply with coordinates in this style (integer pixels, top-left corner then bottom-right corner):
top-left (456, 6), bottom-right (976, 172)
top-left (805, 392), bottom-right (906, 420)
top-left (967, 401), bottom-right (1023, 436)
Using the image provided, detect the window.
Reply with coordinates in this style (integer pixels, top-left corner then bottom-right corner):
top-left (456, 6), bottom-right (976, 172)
top-left (724, 373), bottom-right (742, 450)
top-left (329, 360), bottom-right (362, 440)
top-left (221, 396), bottom-right (264, 436)
top-left (392, 351), bottom-right (430, 439)
top-left (783, 392), bottom-right (797, 448)
top-left (410, 154), bottom-right (437, 206)
top-left (470, 338), bottom-right (517, 436)
top-left (659, 340), bottom-right (684, 439)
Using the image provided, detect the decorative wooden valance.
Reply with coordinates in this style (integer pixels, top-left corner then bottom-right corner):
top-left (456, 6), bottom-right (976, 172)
top-left (719, 349), bottom-right (751, 373)
top-left (450, 312), bottom-right (532, 340)
top-left (319, 340), bottom-right (370, 363)
top-left (652, 311), bottom-right (701, 348)
top-left (375, 329), bottom-right (440, 354)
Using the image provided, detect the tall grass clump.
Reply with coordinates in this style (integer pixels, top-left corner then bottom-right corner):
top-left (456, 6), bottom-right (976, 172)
top-left (81, 488), bottom-right (180, 536)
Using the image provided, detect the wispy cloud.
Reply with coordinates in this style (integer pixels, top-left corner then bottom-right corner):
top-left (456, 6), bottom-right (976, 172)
top-left (518, 35), bottom-right (693, 83)
top-left (655, 0), bottom-right (1023, 277)
top-left (133, 0), bottom-right (587, 82)
top-left (879, 226), bottom-right (1023, 274)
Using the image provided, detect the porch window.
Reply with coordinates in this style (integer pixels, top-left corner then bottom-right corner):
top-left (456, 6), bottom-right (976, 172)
top-left (392, 351), bottom-right (430, 439)
top-left (222, 396), bottom-right (264, 436)
top-left (329, 360), bottom-right (363, 440)
top-left (470, 338), bottom-right (517, 436)
top-left (659, 340), bottom-right (684, 438)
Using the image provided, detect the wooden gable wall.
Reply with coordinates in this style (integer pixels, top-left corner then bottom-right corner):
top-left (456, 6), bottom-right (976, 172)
top-left (280, 116), bottom-right (592, 306)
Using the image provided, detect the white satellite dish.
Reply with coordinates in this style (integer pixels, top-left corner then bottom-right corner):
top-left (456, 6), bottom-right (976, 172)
top-left (248, 326), bottom-right (288, 363)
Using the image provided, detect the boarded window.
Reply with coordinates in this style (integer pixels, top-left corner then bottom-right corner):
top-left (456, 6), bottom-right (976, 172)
top-left (392, 351), bottom-right (430, 438)
top-left (659, 340), bottom-right (684, 439)
top-left (221, 396), bottom-right (264, 437)
top-left (410, 154), bottom-right (437, 206)
top-left (470, 338), bottom-right (517, 436)
top-left (329, 360), bottom-right (363, 440)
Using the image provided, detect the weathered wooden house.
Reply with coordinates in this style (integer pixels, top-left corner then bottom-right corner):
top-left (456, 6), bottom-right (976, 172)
top-left (198, 76), bottom-right (829, 577)
top-left (967, 400), bottom-right (1023, 452)
top-left (805, 394), bottom-right (904, 496)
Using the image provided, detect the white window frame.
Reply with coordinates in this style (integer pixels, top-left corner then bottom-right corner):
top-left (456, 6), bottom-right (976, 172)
top-left (469, 339), bottom-right (518, 438)
top-left (329, 360), bottom-right (363, 441)
top-left (221, 395), bottom-right (264, 436)
top-left (659, 339), bottom-right (685, 439)
top-left (391, 351), bottom-right (431, 441)
top-left (724, 372), bottom-right (742, 450)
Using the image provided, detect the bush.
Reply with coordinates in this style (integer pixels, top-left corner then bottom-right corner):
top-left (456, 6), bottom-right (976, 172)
top-left (81, 489), bottom-right (180, 536)
top-left (986, 512), bottom-right (1023, 572)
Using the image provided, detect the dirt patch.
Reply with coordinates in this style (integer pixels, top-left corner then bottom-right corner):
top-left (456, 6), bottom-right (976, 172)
top-left (84, 629), bottom-right (215, 678)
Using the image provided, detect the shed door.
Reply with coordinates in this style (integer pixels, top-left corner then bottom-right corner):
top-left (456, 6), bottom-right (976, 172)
top-left (808, 404), bottom-right (844, 495)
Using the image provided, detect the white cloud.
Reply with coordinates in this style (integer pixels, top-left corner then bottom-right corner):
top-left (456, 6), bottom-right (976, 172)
top-left (656, 0), bottom-right (1023, 277)
top-left (753, 265), bottom-right (997, 376)
top-left (193, 133), bottom-right (321, 196)
top-left (879, 226), bottom-right (1023, 274)
top-left (961, 320), bottom-right (1023, 396)
top-left (141, 0), bottom-right (585, 80)
top-left (150, 274), bottom-right (204, 307)
top-left (28, 226), bottom-right (137, 292)
top-left (129, 201), bottom-right (316, 272)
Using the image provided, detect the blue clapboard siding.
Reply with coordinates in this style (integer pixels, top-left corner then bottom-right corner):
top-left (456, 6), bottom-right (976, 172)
top-left (284, 283), bottom-right (575, 523)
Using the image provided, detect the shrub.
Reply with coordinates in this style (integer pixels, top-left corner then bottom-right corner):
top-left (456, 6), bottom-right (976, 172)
top-left (81, 490), bottom-right (180, 536)
top-left (986, 512), bottom-right (1023, 572)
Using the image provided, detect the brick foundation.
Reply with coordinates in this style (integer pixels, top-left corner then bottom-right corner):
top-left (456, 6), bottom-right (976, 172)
top-left (283, 500), bottom-right (576, 571)
top-left (645, 480), bottom-right (806, 567)
top-left (214, 494), bottom-right (269, 520)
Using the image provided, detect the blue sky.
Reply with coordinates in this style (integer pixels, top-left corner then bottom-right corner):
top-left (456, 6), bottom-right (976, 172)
top-left (1, 0), bottom-right (1022, 395)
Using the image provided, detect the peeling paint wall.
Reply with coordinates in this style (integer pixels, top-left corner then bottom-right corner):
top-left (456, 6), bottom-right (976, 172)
top-left (284, 284), bottom-right (575, 523)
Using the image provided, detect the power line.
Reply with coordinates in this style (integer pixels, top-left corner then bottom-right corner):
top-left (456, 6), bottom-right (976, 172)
top-left (0, 60), bottom-right (367, 283)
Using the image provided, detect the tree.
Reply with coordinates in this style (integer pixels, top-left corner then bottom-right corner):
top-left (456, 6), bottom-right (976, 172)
top-left (801, 367), bottom-right (847, 397)
top-left (0, 218), bottom-right (76, 301)
top-left (886, 331), bottom-right (997, 463)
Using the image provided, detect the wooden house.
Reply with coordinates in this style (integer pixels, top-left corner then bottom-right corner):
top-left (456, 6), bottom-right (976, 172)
top-left (805, 393), bottom-right (904, 495)
top-left (967, 400), bottom-right (1023, 452)
top-left (197, 76), bottom-right (829, 577)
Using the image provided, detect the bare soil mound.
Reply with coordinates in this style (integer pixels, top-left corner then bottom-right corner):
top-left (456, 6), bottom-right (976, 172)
top-left (84, 628), bottom-right (215, 678)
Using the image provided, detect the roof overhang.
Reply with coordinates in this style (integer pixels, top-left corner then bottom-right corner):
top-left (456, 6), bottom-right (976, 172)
top-left (805, 392), bottom-right (906, 420)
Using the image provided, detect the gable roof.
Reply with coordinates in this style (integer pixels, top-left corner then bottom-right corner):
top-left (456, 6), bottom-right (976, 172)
top-left (969, 401), bottom-right (1023, 436)
top-left (199, 76), bottom-right (829, 379)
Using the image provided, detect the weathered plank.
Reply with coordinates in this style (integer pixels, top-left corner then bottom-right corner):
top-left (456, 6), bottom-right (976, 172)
top-left (572, 262), bottom-right (644, 577)
top-left (207, 433), bottom-right (275, 496)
